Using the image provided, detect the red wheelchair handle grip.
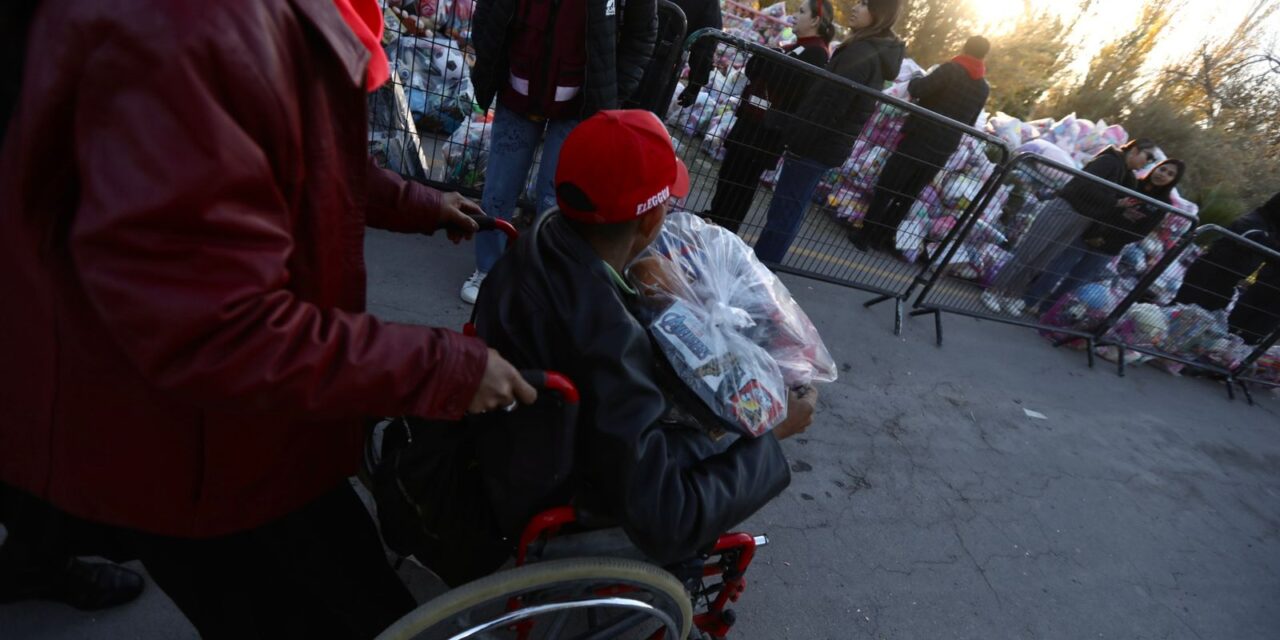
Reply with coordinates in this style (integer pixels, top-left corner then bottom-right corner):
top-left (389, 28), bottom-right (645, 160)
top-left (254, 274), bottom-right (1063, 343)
top-left (519, 370), bottom-right (580, 404)
top-left (470, 216), bottom-right (519, 242)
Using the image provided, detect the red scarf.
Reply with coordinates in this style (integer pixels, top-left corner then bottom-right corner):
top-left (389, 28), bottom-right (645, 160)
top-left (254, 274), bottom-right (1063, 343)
top-left (332, 0), bottom-right (390, 91)
top-left (951, 54), bottom-right (986, 80)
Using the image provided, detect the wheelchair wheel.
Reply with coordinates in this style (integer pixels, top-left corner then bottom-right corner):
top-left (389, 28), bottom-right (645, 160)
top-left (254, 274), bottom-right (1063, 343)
top-left (376, 557), bottom-right (694, 640)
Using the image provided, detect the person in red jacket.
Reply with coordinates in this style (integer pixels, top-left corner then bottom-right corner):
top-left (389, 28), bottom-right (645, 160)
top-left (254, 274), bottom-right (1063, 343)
top-left (0, 1), bottom-right (535, 637)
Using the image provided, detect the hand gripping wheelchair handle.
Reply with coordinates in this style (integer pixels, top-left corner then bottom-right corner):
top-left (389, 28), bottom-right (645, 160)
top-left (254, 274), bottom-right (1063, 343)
top-left (464, 215), bottom-right (519, 242)
top-left (518, 370), bottom-right (579, 404)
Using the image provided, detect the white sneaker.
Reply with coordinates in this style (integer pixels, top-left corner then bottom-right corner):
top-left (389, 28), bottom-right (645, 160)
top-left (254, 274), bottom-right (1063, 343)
top-left (460, 270), bottom-right (486, 305)
top-left (980, 291), bottom-right (1005, 314)
top-left (1005, 299), bottom-right (1027, 316)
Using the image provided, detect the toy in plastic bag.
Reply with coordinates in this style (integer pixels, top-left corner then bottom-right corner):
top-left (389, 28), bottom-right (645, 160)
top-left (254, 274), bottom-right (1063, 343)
top-left (443, 112), bottom-right (492, 186)
top-left (631, 212), bottom-right (838, 437)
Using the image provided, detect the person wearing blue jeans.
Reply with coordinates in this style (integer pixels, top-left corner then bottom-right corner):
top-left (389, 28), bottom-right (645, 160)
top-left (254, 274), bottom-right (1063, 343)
top-left (466, 105), bottom-right (577, 302)
top-left (1022, 236), bottom-right (1113, 311)
top-left (754, 153), bottom-right (830, 263)
top-left (460, 0), bottom-right (658, 303)
top-left (751, 0), bottom-right (905, 264)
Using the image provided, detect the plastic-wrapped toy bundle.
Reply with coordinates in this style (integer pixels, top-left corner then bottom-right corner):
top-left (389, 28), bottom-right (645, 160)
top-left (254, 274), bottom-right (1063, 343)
top-left (1248, 346), bottom-right (1280, 384)
top-left (1040, 281), bottom-right (1122, 335)
top-left (701, 112), bottom-right (738, 161)
top-left (443, 112), bottom-right (491, 185)
top-left (631, 212), bottom-right (838, 437)
top-left (390, 36), bottom-right (475, 134)
top-left (1164, 304), bottom-right (1229, 357)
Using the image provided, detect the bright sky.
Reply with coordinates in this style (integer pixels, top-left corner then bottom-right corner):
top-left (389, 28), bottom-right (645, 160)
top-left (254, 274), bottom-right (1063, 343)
top-left (971, 0), bottom-right (1280, 75)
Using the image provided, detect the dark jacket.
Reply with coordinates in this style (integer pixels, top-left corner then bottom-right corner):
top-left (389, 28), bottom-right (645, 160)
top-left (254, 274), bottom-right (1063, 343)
top-left (786, 35), bottom-right (905, 167)
top-left (742, 36), bottom-right (831, 128)
top-left (1057, 147), bottom-right (1137, 219)
top-left (896, 60), bottom-right (990, 163)
top-left (0, 0), bottom-right (489, 537)
top-left (631, 0), bottom-right (720, 112)
top-left (471, 0), bottom-right (659, 117)
top-left (1082, 193), bottom-right (1170, 256)
top-left (472, 213), bottom-right (791, 565)
top-left (1175, 194), bottom-right (1280, 311)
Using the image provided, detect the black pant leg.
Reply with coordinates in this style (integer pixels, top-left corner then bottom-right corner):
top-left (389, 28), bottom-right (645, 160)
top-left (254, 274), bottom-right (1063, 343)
top-left (709, 118), bottom-right (779, 234)
top-left (861, 152), bottom-right (938, 247)
top-left (132, 482), bottom-right (414, 640)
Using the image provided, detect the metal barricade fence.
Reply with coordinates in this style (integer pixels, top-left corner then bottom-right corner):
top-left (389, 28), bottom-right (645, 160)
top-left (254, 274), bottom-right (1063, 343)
top-left (667, 29), bottom-right (1009, 334)
top-left (1091, 224), bottom-right (1280, 400)
top-left (911, 152), bottom-right (1199, 362)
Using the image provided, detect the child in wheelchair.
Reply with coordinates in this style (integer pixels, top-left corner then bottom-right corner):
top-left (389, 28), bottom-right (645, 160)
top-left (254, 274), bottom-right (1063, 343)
top-left (375, 110), bottom-right (818, 591)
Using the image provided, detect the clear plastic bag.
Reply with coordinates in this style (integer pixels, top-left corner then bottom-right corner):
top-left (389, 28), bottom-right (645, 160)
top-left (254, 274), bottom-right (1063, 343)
top-left (630, 212), bottom-right (838, 437)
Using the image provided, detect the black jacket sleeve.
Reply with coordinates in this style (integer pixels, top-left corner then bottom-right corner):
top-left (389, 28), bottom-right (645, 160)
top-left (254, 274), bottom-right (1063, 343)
top-left (468, 0), bottom-right (514, 111)
top-left (684, 0), bottom-right (724, 87)
top-left (573, 318), bottom-right (791, 566)
top-left (616, 0), bottom-right (660, 103)
top-left (1059, 152), bottom-right (1129, 220)
top-left (906, 62), bottom-right (953, 103)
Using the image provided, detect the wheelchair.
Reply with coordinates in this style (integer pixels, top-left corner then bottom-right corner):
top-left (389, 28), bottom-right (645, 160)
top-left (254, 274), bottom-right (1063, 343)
top-left (369, 372), bottom-right (769, 640)
top-left (368, 217), bottom-right (770, 639)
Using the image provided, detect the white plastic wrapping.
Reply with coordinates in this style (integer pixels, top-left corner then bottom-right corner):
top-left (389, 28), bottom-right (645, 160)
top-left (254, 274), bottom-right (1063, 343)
top-left (630, 212), bottom-right (838, 437)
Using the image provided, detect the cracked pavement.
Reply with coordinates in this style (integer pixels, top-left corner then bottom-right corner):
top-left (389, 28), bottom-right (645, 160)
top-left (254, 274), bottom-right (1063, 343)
top-left (4, 229), bottom-right (1278, 639)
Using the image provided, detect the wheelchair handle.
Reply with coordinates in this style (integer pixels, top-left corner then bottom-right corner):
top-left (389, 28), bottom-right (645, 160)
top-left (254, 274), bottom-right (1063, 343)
top-left (469, 216), bottom-right (519, 242)
top-left (519, 370), bottom-right (579, 404)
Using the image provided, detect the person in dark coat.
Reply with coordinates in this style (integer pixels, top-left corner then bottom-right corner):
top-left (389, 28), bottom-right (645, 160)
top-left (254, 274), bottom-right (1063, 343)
top-left (1031, 159), bottom-right (1185, 310)
top-left (460, 0), bottom-right (658, 304)
top-left (753, 0), bottom-right (905, 263)
top-left (471, 111), bottom-right (814, 567)
top-left (1174, 191), bottom-right (1280, 345)
top-left (630, 0), bottom-right (722, 115)
top-left (704, 0), bottom-right (835, 233)
top-left (1176, 192), bottom-right (1280, 311)
top-left (850, 36), bottom-right (992, 251)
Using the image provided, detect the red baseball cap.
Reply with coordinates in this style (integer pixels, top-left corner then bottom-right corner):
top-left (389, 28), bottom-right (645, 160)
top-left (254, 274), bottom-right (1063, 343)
top-left (555, 110), bottom-right (690, 224)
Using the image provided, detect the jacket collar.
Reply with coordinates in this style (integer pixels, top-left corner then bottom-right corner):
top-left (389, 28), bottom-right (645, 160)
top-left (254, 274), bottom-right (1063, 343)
top-left (951, 54), bottom-right (986, 80)
top-left (289, 0), bottom-right (372, 89)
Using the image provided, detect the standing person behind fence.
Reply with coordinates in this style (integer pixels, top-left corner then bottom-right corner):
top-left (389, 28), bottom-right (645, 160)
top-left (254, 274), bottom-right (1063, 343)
top-left (460, 0), bottom-right (659, 304)
top-left (1027, 159), bottom-right (1184, 313)
top-left (982, 139), bottom-right (1156, 316)
top-left (630, 0), bottom-right (722, 114)
top-left (752, 0), bottom-right (904, 264)
top-left (700, 0), bottom-right (834, 233)
top-left (1175, 191), bottom-right (1280, 345)
top-left (1175, 192), bottom-right (1280, 311)
top-left (849, 36), bottom-right (991, 253)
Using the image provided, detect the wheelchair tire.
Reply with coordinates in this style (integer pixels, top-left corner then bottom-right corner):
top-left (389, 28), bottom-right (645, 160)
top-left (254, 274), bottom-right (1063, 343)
top-left (375, 557), bottom-right (694, 640)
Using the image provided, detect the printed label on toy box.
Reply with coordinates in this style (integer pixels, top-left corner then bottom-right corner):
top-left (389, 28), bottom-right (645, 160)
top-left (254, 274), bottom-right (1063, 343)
top-left (728, 380), bottom-right (784, 436)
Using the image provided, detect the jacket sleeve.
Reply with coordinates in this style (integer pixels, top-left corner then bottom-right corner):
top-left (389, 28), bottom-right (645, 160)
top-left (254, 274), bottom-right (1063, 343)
top-left (790, 47), bottom-right (868, 141)
top-left (616, 0), bottom-right (659, 103)
top-left (576, 319), bottom-right (791, 566)
top-left (365, 159), bottom-right (449, 235)
top-left (469, 0), bottom-right (506, 110)
top-left (69, 31), bottom-right (489, 421)
top-left (906, 62), bottom-right (951, 103)
top-left (684, 0), bottom-right (724, 87)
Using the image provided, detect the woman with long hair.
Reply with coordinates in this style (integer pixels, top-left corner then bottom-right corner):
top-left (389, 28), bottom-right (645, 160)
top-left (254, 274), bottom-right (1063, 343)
top-left (751, 0), bottom-right (905, 264)
top-left (705, 0), bottom-right (836, 233)
top-left (1032, 158), bottom-right (1186, 312)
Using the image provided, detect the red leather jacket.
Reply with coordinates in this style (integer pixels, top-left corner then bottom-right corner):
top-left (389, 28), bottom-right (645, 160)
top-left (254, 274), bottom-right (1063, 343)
top-left (0, 0), bottom-right (488, 537)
